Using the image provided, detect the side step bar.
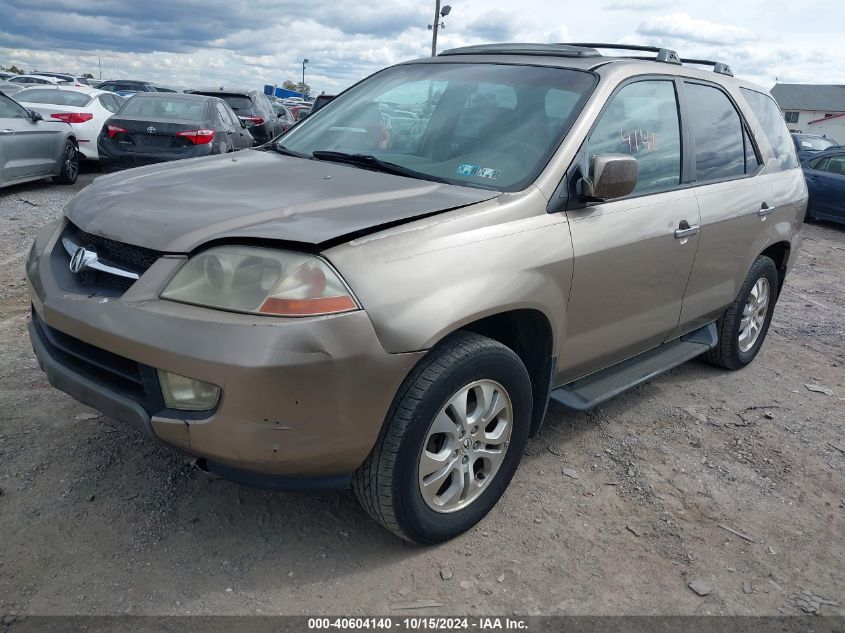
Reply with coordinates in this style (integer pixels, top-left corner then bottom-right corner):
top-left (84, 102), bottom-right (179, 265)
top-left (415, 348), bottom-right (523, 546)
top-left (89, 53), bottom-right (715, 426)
top-left (550, 322), bottom-right (718, 412)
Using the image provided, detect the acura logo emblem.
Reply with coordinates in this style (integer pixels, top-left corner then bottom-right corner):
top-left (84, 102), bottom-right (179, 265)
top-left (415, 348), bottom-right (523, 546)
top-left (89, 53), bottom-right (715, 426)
top-left (69, 246), bottom-right (97, 274)
top-left (146, 126), bottom-right (156, 134)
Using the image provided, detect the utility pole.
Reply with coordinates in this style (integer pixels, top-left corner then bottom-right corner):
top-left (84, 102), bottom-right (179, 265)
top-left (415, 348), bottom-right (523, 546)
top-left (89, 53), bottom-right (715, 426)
top-left (431, 0), bottom-right (441, 57)
top-left (429, 2), bottom-right (452, 57)
top-left (302, 58), bottom-right (309, 94)
top-left (98, 58), bottom-right (101, 80)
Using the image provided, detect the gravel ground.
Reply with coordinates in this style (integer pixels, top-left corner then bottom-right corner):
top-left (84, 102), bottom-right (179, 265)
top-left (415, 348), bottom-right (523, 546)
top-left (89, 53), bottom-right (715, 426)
top-left (0, 168), bottom-right (843, 617)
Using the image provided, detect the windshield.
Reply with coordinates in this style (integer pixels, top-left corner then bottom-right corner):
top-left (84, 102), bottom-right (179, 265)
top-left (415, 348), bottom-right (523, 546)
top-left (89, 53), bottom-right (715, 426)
top-left (16, 89), bottom-right (92, 107)
top-left (119, 96), bottom-right (207, 120)
top-left (280, 62), bottom-right (596, 191)
top-left (796, 135), bottom-right (838, 151)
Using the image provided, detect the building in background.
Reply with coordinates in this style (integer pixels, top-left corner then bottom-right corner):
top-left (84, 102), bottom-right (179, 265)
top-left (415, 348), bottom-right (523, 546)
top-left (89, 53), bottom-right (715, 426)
top-left (771, 84), bottom-right (845, 139)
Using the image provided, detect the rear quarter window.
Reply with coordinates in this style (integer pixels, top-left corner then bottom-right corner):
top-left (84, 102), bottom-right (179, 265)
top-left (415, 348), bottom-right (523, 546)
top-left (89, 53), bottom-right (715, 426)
top-left (740, 88), bottom-right (800, 170)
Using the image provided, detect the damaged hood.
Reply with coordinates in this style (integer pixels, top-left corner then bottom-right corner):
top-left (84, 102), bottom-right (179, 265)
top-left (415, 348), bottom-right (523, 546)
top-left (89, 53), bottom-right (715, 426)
top-left (65, 149), bottom-right (500, 252)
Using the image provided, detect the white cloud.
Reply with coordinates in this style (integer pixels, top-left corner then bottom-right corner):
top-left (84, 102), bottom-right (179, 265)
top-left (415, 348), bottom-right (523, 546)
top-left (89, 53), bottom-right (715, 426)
top-left (637, 12), bottom-right (756, 46)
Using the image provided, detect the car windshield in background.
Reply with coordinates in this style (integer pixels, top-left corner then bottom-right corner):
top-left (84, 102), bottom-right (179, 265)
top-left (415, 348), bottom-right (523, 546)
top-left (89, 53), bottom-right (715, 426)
top-left (796, 135), bottom-right (838, 151)
top-left (15, 89), bottom-right (92, 107)
top-left (120, 96), bottom-right (207, 120)
top-left (281, 63), bottom-right (597, 191)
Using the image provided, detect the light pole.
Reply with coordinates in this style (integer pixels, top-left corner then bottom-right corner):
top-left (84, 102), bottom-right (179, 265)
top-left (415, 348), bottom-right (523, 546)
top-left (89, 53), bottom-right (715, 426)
top-left (302, 58), bottom-right (309, 94)
top-left (428, 2), bottom-right (452, 57)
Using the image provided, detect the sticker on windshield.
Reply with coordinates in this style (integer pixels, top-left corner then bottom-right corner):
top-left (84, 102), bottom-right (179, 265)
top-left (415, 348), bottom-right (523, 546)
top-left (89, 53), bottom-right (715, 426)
top-left (457, 164), bottom-right (500, 180)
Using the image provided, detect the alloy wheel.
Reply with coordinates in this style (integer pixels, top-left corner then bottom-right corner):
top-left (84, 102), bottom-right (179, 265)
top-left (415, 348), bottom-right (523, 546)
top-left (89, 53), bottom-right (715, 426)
top-left (418, 380), bottom-right (512, 513)
top-left (738, 277), bottom-right (770, 352)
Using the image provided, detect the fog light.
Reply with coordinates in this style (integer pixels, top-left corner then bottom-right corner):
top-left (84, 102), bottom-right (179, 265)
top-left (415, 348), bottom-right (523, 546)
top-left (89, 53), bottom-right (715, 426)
top-left (157, 370), bottom-right (220, 411)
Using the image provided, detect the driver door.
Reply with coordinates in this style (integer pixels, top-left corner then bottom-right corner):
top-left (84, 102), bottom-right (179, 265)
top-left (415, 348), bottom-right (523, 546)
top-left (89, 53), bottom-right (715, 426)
top-left (559, 79), bottom-right (701, 382)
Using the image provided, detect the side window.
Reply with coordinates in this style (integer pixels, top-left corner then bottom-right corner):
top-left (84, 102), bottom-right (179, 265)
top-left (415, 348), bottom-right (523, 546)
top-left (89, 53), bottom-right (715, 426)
top-left (684, 82), bottom-right (746, 182)
top-left (588, 80), bottom-right (681, 195)
top-left (257, 95), bottom-right (273, 117)
top-left (216, 103), bottom-right (234, 129)
top-left (0, 95), bottom-right (29, 118)
top-left (784, 111), bottom-right (799, 124)
top-left (99, 95), bottom-right (118, 113)
top-left (99, 82), bottom-right (115, 92)
top-left (740, 88), bottom-right (800, 170)
top-left (819, 154), bottom-right (845, 176)
top-left (808, 156), bottom-right (829, 170)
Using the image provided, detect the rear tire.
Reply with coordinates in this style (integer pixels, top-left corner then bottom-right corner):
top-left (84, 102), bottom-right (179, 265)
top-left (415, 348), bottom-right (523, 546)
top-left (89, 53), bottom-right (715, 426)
top-left (353, 331), bottom-right (532, 544)
top-left (705, 256), bottom-right (779, 370)
top-left (52, 140), bottom-right (79, 185)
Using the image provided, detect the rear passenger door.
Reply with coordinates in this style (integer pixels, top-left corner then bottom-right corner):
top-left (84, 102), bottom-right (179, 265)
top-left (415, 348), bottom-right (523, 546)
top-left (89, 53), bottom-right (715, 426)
top-left (675, 81), bottom-right (771, 333)
top-left (561, 79), bottom-right (702, 381)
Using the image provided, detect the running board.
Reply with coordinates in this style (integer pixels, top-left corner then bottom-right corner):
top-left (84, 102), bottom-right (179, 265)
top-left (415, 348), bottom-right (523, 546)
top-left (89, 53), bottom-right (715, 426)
top-left (550, 322), bottom-right (718, 412)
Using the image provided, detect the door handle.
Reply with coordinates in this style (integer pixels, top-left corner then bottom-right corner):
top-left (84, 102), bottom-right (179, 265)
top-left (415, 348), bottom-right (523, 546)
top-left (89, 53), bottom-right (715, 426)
top-left (674, 221), bottom-right (700, 239)
top-left (0, 129), bottom-right (14, 135)
top-left (758, 202), bottom-right (776, 217)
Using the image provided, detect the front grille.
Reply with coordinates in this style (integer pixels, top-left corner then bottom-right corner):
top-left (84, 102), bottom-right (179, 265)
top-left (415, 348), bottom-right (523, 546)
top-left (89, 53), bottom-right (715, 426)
top-left (62, 223), bottom-right (163, 292)
top-left (73, 227), bottom-right (162, 273)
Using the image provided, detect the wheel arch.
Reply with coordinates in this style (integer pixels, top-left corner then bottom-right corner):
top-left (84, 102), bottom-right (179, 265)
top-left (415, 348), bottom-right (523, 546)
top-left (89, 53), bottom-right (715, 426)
top-left (452, 308), bottom-right (556, 438)
top-left (759, 240), bottom-right (791, 294)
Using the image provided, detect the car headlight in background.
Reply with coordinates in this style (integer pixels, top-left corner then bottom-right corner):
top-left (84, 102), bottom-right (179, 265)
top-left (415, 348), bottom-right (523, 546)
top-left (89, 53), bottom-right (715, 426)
top-left (160, 246), bottom-right (359, 317)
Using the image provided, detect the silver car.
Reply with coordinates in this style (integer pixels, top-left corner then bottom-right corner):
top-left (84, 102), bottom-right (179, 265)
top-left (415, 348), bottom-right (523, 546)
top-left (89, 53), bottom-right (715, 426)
top-left (0, 92), bottom-right (79, 188)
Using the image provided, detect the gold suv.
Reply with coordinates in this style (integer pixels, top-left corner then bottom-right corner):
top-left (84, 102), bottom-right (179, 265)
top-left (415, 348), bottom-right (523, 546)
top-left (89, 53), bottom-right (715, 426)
top-left (26, 43), bottom-right (806, 543)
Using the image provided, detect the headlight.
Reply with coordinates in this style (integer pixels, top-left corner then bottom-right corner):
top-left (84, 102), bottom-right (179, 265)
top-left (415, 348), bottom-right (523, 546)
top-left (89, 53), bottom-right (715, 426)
top-left (160, 246), bottom-right (359, 317)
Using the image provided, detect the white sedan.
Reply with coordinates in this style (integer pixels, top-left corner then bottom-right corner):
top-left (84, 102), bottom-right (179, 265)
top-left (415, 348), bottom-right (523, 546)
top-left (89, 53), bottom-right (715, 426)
top-left (14, 86), bottom-right (125, 161)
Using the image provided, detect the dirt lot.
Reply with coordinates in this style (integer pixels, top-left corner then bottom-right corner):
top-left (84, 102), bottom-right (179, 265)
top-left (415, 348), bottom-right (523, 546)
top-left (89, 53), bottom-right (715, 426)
top-left (0, 171), bottom-right (843, 617)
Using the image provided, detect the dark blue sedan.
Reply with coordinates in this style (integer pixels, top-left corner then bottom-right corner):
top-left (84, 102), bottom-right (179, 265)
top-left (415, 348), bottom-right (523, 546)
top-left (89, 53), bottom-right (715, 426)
top-left (792, 133), bottom-right (841, 163)
top-left (802, 149), bottom-right (845, 224)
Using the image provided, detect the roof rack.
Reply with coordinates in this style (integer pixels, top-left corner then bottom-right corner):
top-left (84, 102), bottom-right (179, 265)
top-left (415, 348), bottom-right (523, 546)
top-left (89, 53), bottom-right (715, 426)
top-left (566, 43), bottom-right (681, 65)
top-left (566, 43), bottom-right (734, 76)
top-left (438, 43), bottom-right (601, 58)
top-left (679, 58), bottom-right (734, 77)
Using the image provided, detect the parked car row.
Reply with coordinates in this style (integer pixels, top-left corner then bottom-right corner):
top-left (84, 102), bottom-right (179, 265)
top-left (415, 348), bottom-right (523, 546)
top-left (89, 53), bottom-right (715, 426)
top-left (0, 81), bottom-right (298, 185)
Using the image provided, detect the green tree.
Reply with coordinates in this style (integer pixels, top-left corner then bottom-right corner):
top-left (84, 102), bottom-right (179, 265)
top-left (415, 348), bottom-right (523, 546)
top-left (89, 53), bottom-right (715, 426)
top-left (83, 72), bottom-right (94, 79)
top-left (295, 82), bottom-right (310, 95)
top-left (281, 80), bottom-right (298, 91)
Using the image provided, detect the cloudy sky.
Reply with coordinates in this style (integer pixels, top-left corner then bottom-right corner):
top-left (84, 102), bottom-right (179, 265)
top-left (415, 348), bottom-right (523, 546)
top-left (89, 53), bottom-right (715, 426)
top-left (1, 0), bottom-right (842, 94)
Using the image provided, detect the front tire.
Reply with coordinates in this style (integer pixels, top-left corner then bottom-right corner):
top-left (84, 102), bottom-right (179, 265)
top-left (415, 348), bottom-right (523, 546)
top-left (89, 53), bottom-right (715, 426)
top-left (52, 140), bottom-right (79, 185)
top-left (705, 255), bottom-right (779, 370)
top-left (353, 331), bottom-right (532, 544)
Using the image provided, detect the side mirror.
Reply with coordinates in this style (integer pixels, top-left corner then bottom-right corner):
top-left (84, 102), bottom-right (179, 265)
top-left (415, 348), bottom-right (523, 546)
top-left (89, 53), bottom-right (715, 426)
top-left (579, 154), bottom-right (638, 201)
top-left (239, 118), bottom-right (247, 128)
top-left (29, 110), bottom-right (43, 122)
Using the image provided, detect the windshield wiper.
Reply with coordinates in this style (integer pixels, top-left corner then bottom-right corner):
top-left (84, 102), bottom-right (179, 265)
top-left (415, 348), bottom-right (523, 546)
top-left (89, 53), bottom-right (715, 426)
top-left (269, 144), bottom-right (309, 158)
top-left (311, 150), bottom-right (449, 184)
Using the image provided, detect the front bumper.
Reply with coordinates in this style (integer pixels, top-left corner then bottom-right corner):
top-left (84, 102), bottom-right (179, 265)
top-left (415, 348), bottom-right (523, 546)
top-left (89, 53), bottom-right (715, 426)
top-left (26, 220), bottom-right (424, 477)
